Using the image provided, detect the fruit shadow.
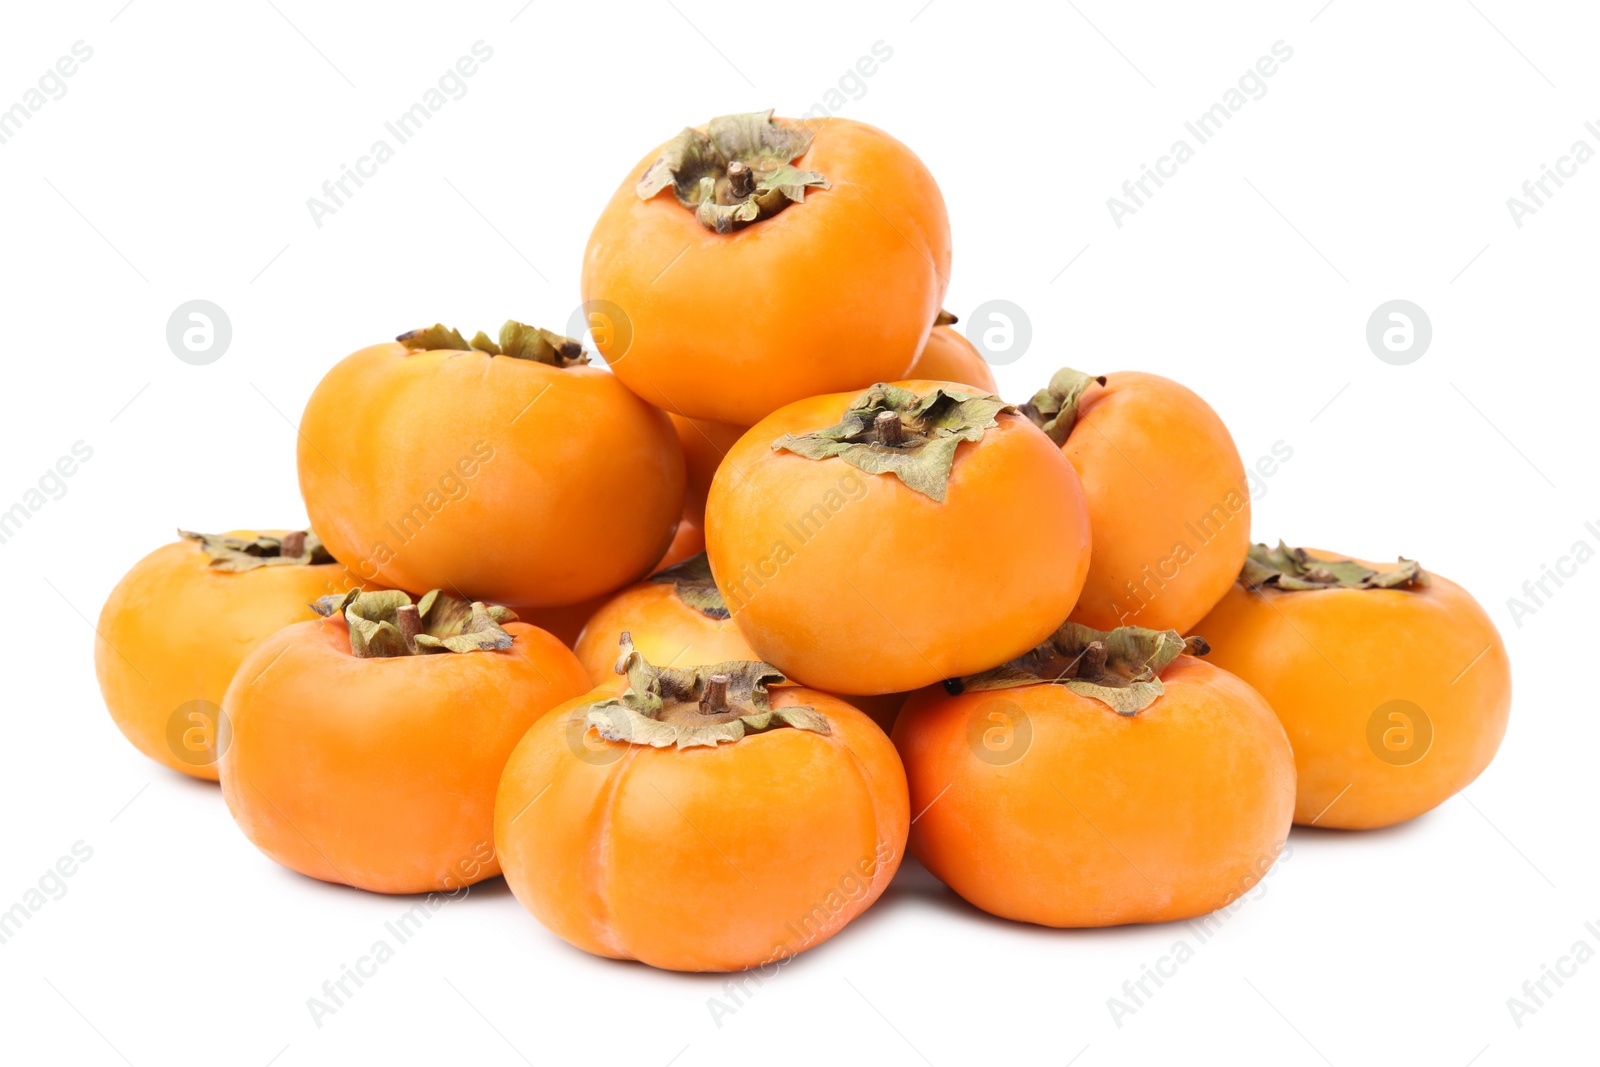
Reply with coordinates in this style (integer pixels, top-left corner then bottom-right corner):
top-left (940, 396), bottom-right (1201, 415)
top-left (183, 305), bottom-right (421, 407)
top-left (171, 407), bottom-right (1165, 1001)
top-left (154, 761), bottom-right (224, 795)
top-left (1287, 809), bottom-right (1439, 843)
top-left (867, 853), bottom-right (1148, 942)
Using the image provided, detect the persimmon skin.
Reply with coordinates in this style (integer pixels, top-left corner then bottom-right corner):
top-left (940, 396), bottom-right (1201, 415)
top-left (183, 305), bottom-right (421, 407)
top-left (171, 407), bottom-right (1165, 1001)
top-left (219, 617), bottom-right (590, 894)
top-left (95, 531), bottom-right (359, 781)
top-left (495, 687), bottom-right (909, 971)
top-left (704, 381), bottom-right (1092, 695)
top-left (1063, 372), bottom-right (1249, 634)
top-left (574, 580), bottom-right (757, 685)
top-left (1194, 553), bottom-right (1511, 830)
top-left (519, 521), bottom-right (705, 648)
top-left (906, 326), bottom-right (997, 392)
top-left (670, 415), bottom-right (748, 528)
top-left (298, 342), bottom-right (685, 608)
top-left (583, 119), bottom-right (950, 426)
top-left (893, 658), bottom-right (1295, 926)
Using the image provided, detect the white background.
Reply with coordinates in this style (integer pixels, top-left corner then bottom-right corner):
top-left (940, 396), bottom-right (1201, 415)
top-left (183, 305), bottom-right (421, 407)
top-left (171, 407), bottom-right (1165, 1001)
top-left (1, 1), bottom-right (1595, 1064)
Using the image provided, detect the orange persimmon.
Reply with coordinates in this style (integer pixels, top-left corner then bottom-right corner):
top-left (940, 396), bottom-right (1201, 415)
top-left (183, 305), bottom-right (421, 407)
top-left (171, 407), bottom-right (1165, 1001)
top-left (495, 638), bottom-right (909, 971)
top-left (705, 381), bottom-right (1091, 694)
top-left (1194, 543), bottom-right (1512, 830)
top-left (893, 623), bottom-right (1295, 926)
top-left (220, 588), bottom-right (590, 894)
top-left (1022, 368), bottom-right (1249, 634)
top-left (96, 529), bottom-right (359, 781)
top-left (906, 313), bottom-right (996, 392)
top-left (583, 111), bottom-right (950, 425)
top-left (298, 321), bottom-right (684, 608)
top-left (670, 415), bottom-right (748, 528)
top-left (573, 552), bottom-right (756, 684)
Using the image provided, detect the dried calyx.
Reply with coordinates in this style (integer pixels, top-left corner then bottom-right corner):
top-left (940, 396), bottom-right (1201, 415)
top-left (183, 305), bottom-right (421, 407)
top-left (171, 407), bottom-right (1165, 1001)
top-left (648, 552), bottom-right (730, 620)
top-left (181, 528), bottom-right (332, 572)
top-left (311, 588), bottom-right (518, 658)
top-left (1020, 367), bottom-right (1107, 446)
top-left (1241, 541), bottom-right (1426, 592)
top-left (582, 633), bottom-right (829, 750)
top-left (771, 382), bottom-right (1014, 502)
top-left (397, 320), bottom-right (587, 367)
top-left (947, 621), bottom-right (1209, 716)
top-left (934, 309), bottom-right (958, 327)
top-left (636, 110), bottom-right (829, 234)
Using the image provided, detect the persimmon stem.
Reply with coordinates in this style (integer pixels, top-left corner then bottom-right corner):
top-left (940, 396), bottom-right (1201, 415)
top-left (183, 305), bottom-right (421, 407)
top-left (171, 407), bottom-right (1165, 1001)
top-left (180, 528), bottom-right (333, 571)
top-left (1240, 541), bottom-right (1426, 591)
top-left (951, 622), bottom-right (1202, 716)
top-left (700, 673), bottom-right (730, 715)
top-left (875, 410), bottom-right (904, 446)
top-left (396, 604), bottom-right (422, 653)
top-left (636, 112), bottom-right (829, 233)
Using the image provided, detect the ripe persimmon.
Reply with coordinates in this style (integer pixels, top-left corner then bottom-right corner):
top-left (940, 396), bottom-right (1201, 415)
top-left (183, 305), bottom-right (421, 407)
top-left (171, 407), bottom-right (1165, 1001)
top-left (494, 637), bottom-right (908, 971)
top-left (220, 588), bottom-right (590, 894)
top-left (96, 529), bottom-right (359, 780)
top-left (299, 321), bottom-right (684, 608)
top-left (893, 623), bottom-right (1294, 926)
top-left (1194, 543), bottom-right (1512, 829)
top-left (1022, 368), bottom-right (1248, 634)
top-left (670, 415), bottom-right (747, 527)
top-left (705, 381), bottom-right (1091, 694)
top-left (905, 312), bottom-right (996, 392)
top-left (583, 111), bottom-right (950, 425)
top-left (573, 552), bottom-right (756, 684)
top-left (518, 520), bottom-right (706, 647)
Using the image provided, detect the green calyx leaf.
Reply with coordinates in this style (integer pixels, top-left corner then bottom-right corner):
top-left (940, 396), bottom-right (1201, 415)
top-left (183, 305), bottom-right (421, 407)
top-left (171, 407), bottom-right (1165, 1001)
top-left (952, 621), bottom-right (1209, 716)
top-left (1240, 541), bottom-right (1427, 592)
top-left (636, 110), bottom-right (829, 234)
top-left (397, 320), bottom-right (588, 367)
top-left (770, 383), bottom-right (1016, 502)
top-left (648, 552), bottom-right (730, 620)
top-left (1019, 367), bottom-right (1107, 446)
top-left (180, 528), bottom-right (332, 572)
top-left (310, 587), bottom-right (519, 659)
top-left (581, 633), bottom-right (829, 750)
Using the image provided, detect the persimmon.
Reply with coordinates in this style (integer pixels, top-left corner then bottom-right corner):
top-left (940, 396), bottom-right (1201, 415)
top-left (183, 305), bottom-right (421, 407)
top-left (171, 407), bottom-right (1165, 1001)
top-left (574, 552), bottom-right (756, 684)
top-left (1194, 543), bottom-right (1512, 830)
top-left (494, 637), bottom-right (908, 971)
top-left (95, 529), bottom-right (359, 781)
top-left (893, 622), bottom-right (1294, 927)
top-left (220, 588), bottom-right (590, 894)
top-left (518, 520), bottom-right (705, 647)
top-left (704, 381), bottom-right (1091, 694)
top-left (905, 311), bottom-right (996, 392)
top-left (1022, 367), bottom-right (1248, 634)
top-left (573, 554), bottom-right (906, 731)
top-left (298, 321), bottom-right (684, 608)
top-left (670, 414), bottom-right (748, 528)
top-left (583, 111), bottom-right (950, 425)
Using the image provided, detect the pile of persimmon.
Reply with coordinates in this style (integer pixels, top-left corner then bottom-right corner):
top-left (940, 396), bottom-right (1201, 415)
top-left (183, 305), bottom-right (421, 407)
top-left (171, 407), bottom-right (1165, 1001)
top-left (93, 108), bottom-right (1512, 974)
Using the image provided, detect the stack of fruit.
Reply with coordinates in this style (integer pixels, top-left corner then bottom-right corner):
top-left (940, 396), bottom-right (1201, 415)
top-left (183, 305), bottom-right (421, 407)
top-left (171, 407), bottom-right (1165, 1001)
top-left (96, 112), bottom-right (1511, 972)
